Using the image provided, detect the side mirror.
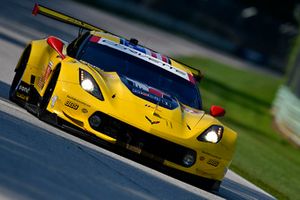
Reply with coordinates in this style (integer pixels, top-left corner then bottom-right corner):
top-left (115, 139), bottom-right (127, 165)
top-left (47, 36), bottom-right (66, 59)
top-left (210, 105), bottom-right (225, 117)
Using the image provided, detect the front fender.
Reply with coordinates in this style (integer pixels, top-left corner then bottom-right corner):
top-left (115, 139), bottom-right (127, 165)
top-left (21, 38), bottom-right (66, 96)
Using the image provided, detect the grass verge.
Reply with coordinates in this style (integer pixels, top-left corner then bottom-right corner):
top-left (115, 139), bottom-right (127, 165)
top-left (179, 56), bottom-right (300, 200)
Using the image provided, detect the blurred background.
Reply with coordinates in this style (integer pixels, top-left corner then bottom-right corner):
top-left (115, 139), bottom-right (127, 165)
top-left (82, 0), bottom-right (300, 73)
top-left (76, 0), bottom-right (300, 199)
top-left (0, 0), bottom-right (299, 199)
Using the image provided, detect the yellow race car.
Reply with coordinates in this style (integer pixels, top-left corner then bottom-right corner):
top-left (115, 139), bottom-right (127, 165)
top-left (10, 4), bottom-right (237, 191)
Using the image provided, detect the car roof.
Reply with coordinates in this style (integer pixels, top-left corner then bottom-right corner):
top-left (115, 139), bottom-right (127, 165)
top-left (90, 31), bottom-right (194, 77)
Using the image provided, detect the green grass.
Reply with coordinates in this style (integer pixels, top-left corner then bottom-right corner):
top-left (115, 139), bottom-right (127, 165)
top-left (179, 56), bottom-right (300, 200)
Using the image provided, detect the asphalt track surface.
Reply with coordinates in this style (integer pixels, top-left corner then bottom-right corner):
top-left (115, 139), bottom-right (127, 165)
top-left (0, 0), bottom-right (276, 199)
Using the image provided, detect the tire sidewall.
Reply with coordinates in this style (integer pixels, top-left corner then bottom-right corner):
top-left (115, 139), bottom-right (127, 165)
top-left (9, 46), bottom-right (31, 100)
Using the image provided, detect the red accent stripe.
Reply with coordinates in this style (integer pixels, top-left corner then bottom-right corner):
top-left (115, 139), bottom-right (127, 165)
top-left (188, 73), bottom-right (196, 84)
top-left (89, 36), bottom-right (101, 43)
top-left (161, 55), bottom-right (168, 63)
top-left (32, 3), bottom-right (39, 16)
top-left (151, 52), bottom-right (157, 58)
top-left (149, 88), bottom-right (163, 97)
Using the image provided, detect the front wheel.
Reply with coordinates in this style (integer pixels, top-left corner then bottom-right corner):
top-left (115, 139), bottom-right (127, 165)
top-left (9, 46), bottom-right (31, 102)
top-left (204, 180), bottom-right (221, 191)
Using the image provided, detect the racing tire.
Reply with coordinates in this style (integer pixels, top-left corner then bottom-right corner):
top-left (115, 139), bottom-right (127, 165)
top-left (191, 176), bottom-right (221, 192)
top-left (37, 66), bottom-right (60, 119)
top-left (203, 180), bottom-right (221, 192)
top-left (9, 46), bottom-right (31, 102)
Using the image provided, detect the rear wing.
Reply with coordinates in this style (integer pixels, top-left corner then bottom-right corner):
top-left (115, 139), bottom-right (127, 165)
top-left (179, 63), bottom-right (203, 82)
top-left (32, 3), bottom-right (203, 81)
top-left (32, 3), bottom-right (108, 33)
top-left (191, 69), bottom-right (203, 82)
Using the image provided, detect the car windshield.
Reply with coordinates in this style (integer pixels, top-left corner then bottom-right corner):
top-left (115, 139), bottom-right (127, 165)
top-left (77, 39), bottom-right (202, 109)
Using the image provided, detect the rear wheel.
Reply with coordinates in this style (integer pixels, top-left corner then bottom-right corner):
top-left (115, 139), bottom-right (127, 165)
top-left (37, 66), bottom-right (60, 119)
top-left (9, 46), bottom-right (31, 102)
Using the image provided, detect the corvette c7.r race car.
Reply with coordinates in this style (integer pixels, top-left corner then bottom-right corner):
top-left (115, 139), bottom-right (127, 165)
top-left (9, 4), bottom-right (237, 191)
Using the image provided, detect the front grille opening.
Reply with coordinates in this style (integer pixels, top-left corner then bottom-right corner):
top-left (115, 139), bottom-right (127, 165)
top-left (89, 111), bottom-right (196, 167)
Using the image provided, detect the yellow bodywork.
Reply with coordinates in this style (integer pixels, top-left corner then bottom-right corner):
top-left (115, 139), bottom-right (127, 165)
top-left (16, 32), bottom-right (237, 182)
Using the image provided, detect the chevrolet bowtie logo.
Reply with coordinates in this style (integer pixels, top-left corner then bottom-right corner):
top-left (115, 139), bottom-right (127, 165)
top-left (145, 116), bottom-right (160, 125)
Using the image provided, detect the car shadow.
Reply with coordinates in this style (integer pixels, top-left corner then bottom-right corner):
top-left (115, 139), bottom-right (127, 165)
top-left (217, 177), bottom-right (275, 200)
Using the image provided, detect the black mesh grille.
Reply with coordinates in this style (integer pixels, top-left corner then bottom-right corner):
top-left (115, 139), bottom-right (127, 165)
top-left (89, 111), bottom-right (196, 167)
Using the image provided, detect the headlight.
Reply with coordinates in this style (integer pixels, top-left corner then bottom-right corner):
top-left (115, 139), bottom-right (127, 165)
top-left (81, 79), bottom-right (94, 92)
top-left (197, 125), bottom-right (223, 143)
top-left (79, 69), bottom-right (104, 100)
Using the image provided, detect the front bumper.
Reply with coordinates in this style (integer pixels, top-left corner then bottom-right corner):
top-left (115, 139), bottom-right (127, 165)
top-left (47, 80), bottom-right (234, 181)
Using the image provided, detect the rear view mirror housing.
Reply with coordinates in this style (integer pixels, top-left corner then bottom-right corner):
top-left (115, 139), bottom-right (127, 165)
top-left (47, 36), bottom-right (66, 59)
top-left (210, 105), bottom-right (225, 117)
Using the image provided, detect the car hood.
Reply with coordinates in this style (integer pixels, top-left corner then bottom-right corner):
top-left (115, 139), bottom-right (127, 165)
top-left (81, 63), bottom-right (206, 139)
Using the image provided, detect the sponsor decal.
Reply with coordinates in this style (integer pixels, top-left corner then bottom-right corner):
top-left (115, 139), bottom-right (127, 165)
top-left (120, 38), bottom-right (171, 64)
top-left (91, 36), bottom-right (191, 82)
top-left (18, 85), bottom-right (30, 94)
top-left (207, 159), bottom-right (220, 167)
top-left (50, 95), bottom-right (58, 108)
top-left (201, 151), bottom-right (221, 159)
top-left (133, 88), bottom-right (149, 97)
top-left (125, 77), bottom-right (177, 109)
top-left (65, 100), bottom-right (79, 110)
top-left (132, 88), bottom-right (175, 110)
top-left (66, 95), bottom-right (91, 107)
top-left (102, 73), bottom-right (117, 79)
top-left (38, 61), bottom-right (53, 89)
top-left (16, 92), bottom-right (28, 101)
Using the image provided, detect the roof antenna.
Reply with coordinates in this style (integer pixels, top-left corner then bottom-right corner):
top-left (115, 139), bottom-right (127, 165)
top-left (129, 38), bottom-right (138, 45)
